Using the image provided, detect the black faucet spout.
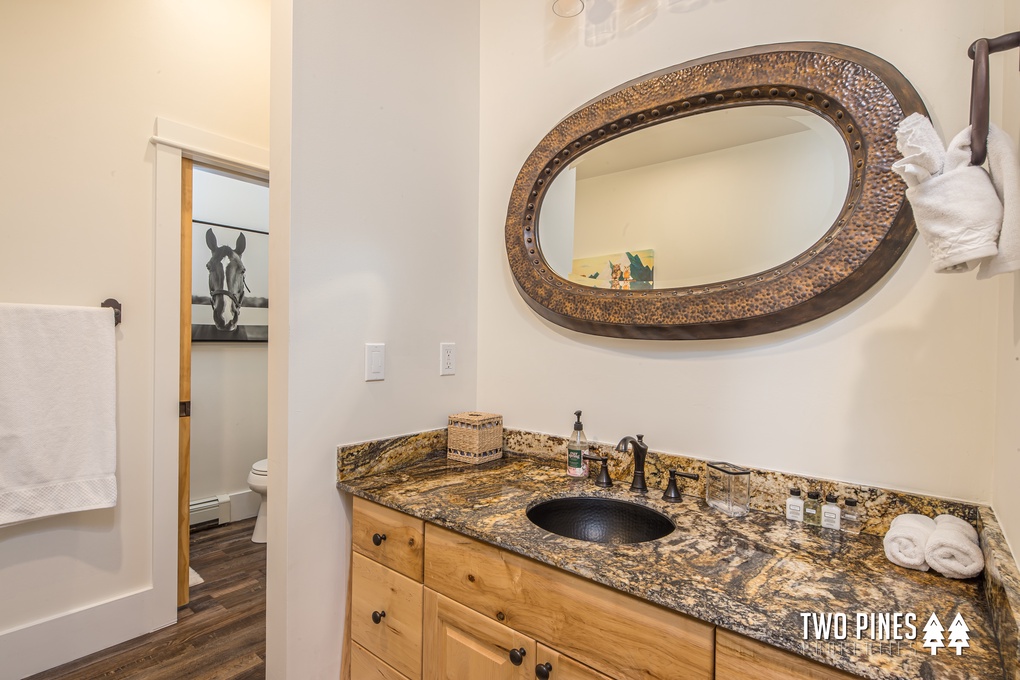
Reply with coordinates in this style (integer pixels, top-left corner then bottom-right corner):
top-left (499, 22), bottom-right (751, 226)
top-left (616, 434), bottom-right (649, 493)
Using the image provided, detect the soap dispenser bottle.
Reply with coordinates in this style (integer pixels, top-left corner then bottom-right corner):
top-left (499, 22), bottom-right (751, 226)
top-left (567, 410), bottom-right (589, 478)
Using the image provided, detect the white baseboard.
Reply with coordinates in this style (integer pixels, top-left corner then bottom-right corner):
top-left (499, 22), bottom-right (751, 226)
top-left (189, 490), bottom-right (260, 526)
top-left (0, 587), bottom-right (171, 680)
top-left (228, 489), bottom-right (261, 521)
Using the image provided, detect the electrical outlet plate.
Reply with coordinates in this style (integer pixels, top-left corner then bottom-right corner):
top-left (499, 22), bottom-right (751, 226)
top-left (440, 342), bottom-right (456, 376)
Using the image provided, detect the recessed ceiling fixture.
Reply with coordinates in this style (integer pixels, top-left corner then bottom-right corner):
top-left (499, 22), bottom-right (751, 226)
top-left (552, 0), bottom-right (585, 18)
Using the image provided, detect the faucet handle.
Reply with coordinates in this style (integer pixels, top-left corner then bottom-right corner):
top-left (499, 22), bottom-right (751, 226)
top-left (662, 469), bottom-right (699, 503)
top-left (583, 452), bottom-right (612, 488)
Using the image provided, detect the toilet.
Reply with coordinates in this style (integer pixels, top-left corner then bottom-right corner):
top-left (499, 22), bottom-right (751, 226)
top-left (247, 458), bottom-right (268, 543)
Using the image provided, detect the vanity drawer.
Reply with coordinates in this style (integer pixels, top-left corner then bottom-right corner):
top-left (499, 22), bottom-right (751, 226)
top-left (715, 630), bottom-right (862, 680)
top-left (424, 524), bottom-right (714, 680)
top-left (352, 642), bottom-right (411, 680)
top-left (351, 552), bottom-right (423, 680)
top-left (353, 496), bottom-right (425, 581)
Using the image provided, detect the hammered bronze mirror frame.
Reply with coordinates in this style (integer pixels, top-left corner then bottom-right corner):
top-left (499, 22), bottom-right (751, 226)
top-left (505, 42), bottom-right (927, 339)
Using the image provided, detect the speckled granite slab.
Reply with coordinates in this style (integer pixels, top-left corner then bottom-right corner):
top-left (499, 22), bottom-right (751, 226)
top-left (338, 453), bottom-right (1005, 680)
top-left (336, 428), bottom-right (446, 481)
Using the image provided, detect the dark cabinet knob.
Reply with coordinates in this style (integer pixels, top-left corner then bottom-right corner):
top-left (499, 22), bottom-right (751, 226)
top-left (372, 533), bottom-right (386, 546)
top-left (535, 661), bottom-right (552, 679)
top-left (509, 647), bottom-right (527, 666)
top-left (371, 610), bottom-right (386, 624)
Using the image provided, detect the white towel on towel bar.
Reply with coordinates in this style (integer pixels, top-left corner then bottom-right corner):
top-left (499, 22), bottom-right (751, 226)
top-left (977, 124), bottom-right (1020, 279)
top-left (0, 303), bottom-right (117, 527)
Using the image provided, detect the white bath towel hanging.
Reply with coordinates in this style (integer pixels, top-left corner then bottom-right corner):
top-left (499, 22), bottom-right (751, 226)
top-left (892, 112), bottom-right (946, 188)
top-left (977, 123), bottom-right (1020, 278)
top-left (898, 122), bottom-right (1003, 273)
top-left (0, 303), bottom-right (117, 527)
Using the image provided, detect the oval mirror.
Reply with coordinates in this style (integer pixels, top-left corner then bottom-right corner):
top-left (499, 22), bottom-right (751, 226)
top-left (539, 106), bottom-right (851, 290)
top-left (505, 42), bottom-right (926, 339)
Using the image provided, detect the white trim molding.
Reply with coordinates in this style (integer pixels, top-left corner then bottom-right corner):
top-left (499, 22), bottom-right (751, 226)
top-left (153, 118), bottom-right (270, 179)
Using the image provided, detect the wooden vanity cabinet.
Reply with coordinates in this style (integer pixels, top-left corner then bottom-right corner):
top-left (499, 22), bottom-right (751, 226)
top-left (350, 497), bottom-right (425, 680)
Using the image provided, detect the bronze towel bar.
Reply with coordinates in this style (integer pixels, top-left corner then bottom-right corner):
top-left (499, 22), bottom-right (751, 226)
top-left (967, 30), bottom-right (1020, 166)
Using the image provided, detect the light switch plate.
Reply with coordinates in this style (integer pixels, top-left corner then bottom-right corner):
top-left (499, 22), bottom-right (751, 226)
top-left (365, 343), bottom-right (385, 381)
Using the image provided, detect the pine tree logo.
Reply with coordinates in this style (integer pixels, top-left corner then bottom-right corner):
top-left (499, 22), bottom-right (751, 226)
top-left (947, 613), bottom-right (971, 655)
top-left (922, 613), bottom-right (945, 656)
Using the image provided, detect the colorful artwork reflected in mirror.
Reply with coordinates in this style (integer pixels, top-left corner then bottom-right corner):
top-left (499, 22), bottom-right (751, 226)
top-left (569, 249), bottom-right (655, 290)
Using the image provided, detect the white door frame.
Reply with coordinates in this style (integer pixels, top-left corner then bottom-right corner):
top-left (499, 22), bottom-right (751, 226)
top-left (152, 117), bottom-right (269, 616)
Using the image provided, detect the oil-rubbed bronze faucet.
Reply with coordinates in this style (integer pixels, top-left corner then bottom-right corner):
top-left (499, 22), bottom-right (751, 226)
top-left (616, 434), bottom-right (649, 493)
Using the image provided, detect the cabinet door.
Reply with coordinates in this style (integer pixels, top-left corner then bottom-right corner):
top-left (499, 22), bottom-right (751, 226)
top-left (535, 644), bottom-right (615, 680)
top-left (424, 588), bottom-right (536, 680)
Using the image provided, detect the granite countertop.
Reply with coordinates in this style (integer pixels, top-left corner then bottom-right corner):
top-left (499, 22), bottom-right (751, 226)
top-left (338, 452), bottom-right (1005, 680)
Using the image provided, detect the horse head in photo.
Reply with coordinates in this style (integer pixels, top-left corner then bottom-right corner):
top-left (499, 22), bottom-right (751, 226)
top-left (205, 228), bottom-right (248, 332)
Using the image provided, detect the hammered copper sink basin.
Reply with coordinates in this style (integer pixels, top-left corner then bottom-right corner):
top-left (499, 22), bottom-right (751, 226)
top-left (526, 497), bottom-right (675, 544)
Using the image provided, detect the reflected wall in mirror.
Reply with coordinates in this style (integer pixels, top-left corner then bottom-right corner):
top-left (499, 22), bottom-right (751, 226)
top-left (505, 42), bottom-right (926, 339)
top-left (541, 106), bottom-right (851, 289)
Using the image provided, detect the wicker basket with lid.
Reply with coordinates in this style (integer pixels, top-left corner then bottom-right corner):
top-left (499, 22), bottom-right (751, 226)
top-left (447, 412), bottom-right (503, 464)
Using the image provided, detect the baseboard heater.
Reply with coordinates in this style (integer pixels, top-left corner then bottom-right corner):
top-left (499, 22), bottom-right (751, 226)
top-left (189, 494), bottom-right (231, 526)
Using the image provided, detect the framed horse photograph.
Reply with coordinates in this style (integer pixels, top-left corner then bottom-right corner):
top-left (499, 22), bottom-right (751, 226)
top-left (191, 224), bottom-right (269, 342)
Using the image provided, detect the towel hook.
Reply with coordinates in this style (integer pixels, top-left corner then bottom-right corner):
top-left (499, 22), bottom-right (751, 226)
top-left (967, 30), bottom-right (1020, 167)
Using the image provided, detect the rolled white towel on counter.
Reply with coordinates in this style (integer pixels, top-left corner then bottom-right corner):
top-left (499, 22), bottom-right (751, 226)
top-left (884, 514), bottom-right (935, 572)
top-left (925, 515), bottom-right (984, 579)
top-left (934, 514), bottom-right (979, 543)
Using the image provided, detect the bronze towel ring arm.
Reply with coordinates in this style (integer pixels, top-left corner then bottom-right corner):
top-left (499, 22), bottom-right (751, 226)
top-left (967, 31), bottom-right (1020, 167)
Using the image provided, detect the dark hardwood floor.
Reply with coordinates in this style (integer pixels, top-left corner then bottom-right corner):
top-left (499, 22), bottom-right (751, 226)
top-left (26, 519), bottom-right (266, 680)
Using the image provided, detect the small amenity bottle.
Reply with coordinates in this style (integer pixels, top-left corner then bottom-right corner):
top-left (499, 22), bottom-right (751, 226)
top-left (567, 410), bottom-right (589, 477)
top-left (842, 498), bottom-right (862, 533)
top-left (804, 491), bottom-right (822, 526)
top-left (821, 494), bottom-right (841, 529)
top-left (786, 488), bottom-right (804, 522)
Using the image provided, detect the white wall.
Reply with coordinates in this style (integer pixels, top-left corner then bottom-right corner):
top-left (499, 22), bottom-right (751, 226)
top-left (0, 1), bottom-right (269, 677)
top-left (571, 125), bottom-right (847, 287)
top-left (190, 345), bottom-right (268, 503)
top-left (992, 0), bottom-right (1020, 553)
top-left (477, 0), bottom-right (1007, 503)
top-left (268, 1), bottom-right (480, 678)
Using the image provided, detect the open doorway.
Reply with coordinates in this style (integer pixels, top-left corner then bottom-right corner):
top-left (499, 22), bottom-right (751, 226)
top-left (179, 163), bottom-right (270, 605)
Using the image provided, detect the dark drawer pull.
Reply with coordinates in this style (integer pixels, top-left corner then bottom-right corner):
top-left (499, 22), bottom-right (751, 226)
top-left (509, 647), bottom-right (526, 666)
top-left (372, 533), bottom-right (387, 546)
top-left (371, 610), bottom-right (386, 624)
top-left (535, 661), bottom-right (552, 678)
